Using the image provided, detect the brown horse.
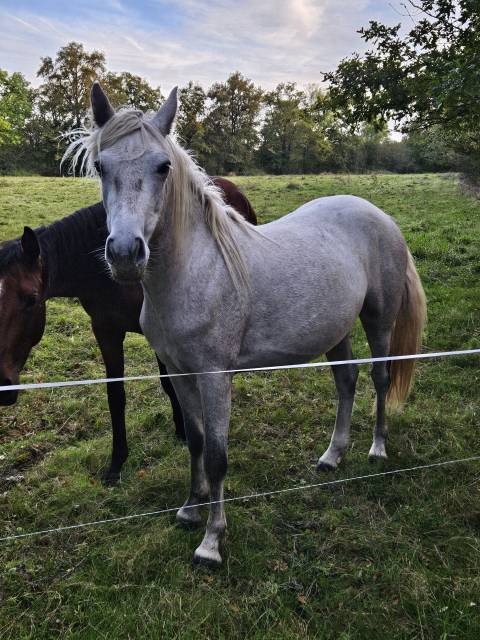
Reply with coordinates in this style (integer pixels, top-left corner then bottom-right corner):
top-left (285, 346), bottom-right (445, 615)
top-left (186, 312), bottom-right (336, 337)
top-left (0, 177), bottom-right (256, 482)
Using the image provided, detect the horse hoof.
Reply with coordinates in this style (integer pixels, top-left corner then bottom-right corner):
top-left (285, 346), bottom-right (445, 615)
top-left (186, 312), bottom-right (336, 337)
top-left (101, 471), bottom-right (121, 485)
top-left (316, 459), bottom-right (337, 472)
top-left (368, 453), bottom-right (388, 464)
top-left (176, 507), bottom-right (202, 528)
top-left (193, 546), bottom-right (222, 568)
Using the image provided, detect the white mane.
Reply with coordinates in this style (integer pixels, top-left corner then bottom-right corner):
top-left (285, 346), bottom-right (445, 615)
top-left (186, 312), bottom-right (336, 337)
top-left (63, 110), bottom-right (256, 289)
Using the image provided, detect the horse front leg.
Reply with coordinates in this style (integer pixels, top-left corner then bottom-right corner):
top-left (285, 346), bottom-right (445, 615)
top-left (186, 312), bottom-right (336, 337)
top-left (91, 323), bottom-right (128, 484)
top-left (193, 373), bottom-right (232, 568)
top-left (167, 373), bottom-right (208, 527)
top-left (156, 357), bottom-right (186, 441)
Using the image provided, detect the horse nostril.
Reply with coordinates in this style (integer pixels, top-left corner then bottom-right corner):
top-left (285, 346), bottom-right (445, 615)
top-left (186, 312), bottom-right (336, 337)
top-left (105, 237), bottom-right (116, 264)
top-left (132, 237), bottom-right (146, 265)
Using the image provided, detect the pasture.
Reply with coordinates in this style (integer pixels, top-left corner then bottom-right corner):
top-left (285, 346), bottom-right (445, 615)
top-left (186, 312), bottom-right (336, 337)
top-left (0, 173), bottom-right (479, 639)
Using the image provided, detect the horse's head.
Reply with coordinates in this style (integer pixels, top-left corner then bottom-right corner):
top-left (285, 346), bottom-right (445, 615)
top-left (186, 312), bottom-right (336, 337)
top-left (0, 228), bottom-right (46, 405)
top-left (89, 82), bottom-right (178, 283)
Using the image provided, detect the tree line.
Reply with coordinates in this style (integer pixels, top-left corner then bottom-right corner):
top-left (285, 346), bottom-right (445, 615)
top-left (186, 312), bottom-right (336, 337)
top-left (1, 1), bottom-right (476, 179)
top-left (325, 0), bottom-right (479, 186)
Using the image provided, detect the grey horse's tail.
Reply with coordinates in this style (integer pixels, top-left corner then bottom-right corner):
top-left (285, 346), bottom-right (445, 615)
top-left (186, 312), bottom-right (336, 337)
top-left (386, 250), bottom-right (427, 410)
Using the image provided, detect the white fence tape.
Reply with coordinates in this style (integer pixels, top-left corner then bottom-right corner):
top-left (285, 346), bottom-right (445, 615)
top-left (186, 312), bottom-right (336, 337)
top-left (1, 348), bottom-right (479, 393)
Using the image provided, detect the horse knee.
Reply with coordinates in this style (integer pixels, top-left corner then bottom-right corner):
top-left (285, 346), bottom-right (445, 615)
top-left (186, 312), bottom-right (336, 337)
top-left (184, 418), bottom-right (204, 456)
top-left (204, 437), bottom-right (228, 483)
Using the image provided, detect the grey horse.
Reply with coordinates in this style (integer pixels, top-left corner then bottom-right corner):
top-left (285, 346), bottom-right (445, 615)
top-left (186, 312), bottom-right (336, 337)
top-left (66, 83), bottom-right (426, 567)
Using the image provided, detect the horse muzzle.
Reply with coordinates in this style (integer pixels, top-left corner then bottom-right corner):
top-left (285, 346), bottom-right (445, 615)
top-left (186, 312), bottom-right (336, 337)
top-left (105, 235), bottom-right (148, 283)
top-left (0, 377), bottom-right (19, 406)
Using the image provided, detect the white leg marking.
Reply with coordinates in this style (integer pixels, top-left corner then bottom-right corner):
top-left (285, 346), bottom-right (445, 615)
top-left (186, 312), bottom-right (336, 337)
top-left (368, 438), bottom-right (388, 461)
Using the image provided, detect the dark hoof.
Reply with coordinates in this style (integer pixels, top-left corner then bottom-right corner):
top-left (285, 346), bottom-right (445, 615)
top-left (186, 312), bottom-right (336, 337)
top-left (101, 470), bottom-right (121, 485)
top-left (177, 518), bottom-right (202, 530)
top-left (193, 550), bottom-right (222, 569)
top-left (316, 460), bottom-right (337, 473)
top-left (176, 508), bottom-right (203, 529)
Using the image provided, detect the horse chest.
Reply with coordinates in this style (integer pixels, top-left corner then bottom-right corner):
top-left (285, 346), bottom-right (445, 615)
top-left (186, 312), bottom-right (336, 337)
top-left (139, 303), bottom-right (167, 357)
top-left (139, 299), bottom-right (199, 366)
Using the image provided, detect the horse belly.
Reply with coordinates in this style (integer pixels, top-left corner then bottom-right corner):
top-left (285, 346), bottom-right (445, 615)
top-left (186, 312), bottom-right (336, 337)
top-left (238, 267), bottom-right (367, 369)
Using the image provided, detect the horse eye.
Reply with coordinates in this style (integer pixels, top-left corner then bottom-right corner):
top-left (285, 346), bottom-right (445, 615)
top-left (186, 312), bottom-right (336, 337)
top-left (157, 161), bottom-right (170, 175)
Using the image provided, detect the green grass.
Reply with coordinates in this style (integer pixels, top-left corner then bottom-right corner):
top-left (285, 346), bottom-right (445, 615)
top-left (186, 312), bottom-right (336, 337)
top-left (0, 174), bottom-right (479, 639)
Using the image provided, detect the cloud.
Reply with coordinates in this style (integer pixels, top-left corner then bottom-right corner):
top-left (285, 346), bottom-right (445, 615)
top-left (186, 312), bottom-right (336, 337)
top-left (0, 0), bottom-right (398, 92)
top-left (8, 14), bottom-right (42, 33)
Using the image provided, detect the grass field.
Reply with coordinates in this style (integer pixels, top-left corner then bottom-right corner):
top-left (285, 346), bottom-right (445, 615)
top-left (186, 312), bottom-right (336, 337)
top-left (0, 173), bottom-right (479, 639)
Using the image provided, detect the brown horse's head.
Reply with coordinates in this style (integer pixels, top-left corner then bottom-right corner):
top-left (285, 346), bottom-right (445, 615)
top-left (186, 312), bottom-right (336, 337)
top-left (0, 227), bottom-right (46, 406)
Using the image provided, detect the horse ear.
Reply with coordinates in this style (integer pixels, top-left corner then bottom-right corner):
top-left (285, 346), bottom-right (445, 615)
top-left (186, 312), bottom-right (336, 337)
top-left (153, 87), bottom-right (178, 136)
top-left (21, 227), bottom-right (40, 266)
top-left (91, 81), bottom-right (114, 127)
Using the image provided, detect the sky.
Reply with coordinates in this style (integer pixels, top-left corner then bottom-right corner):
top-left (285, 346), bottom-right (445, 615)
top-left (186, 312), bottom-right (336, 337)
top-left (0, 0), bottom-right (407, 93)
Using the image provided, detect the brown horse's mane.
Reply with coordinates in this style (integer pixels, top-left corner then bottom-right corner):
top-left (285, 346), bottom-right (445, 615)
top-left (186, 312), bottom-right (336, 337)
top-left (0, 203), bottom-right (108, 285)
top-left (0, 240), bottom-right (23, 274)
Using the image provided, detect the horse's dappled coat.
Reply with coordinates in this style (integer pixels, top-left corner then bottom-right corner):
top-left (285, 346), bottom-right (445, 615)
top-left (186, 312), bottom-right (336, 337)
top-left (65, 82), bottom-right (426, 567)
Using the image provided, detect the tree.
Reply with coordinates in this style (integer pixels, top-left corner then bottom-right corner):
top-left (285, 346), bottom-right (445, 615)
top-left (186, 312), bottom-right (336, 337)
top-left (176, 81), bottom-right (207, 162)
top-left (257, 83), bottom-right (330, 174)
top-left (324, 0), bottom-right (480, 179)
top-left (406, 125), bottom-right (460, 172)
top-left (37, 41), bottom-right (106, 130)
top-left (0, 70), bottom-right (33, 145)
top-left (203, 72), bottom-right (263, 174)
top-left (258, 83), bottom-right (306, 174)
top-left (101, 71), bottom-right (162, 111)
top-left (0, 70), bottom-right (36, 174)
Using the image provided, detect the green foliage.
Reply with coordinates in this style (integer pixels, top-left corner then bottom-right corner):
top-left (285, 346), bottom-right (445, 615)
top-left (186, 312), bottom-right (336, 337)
top-left (258, 83), bottom-right (329, 174)
top-left (0, 70), bottom-right (32, 145)
top-left (31, 42), bottom-right (106, 175)
top-left (37, 42), bottom-right (106, 130)
top-left (176, 81), bottom-right (207, 160)
top-left (0, 70), bottom-right (36, 175)
top-left (0, 36), bottom-right (468, 177)
top-left (101, 72), bottom-right (163, 111)
top-left (203, 72), bottom-right (263, 174)
top-left (0, 174), bottom-right (479, 638)
top-left (406, 126), bottom-right (461, 172)
top-left (0, 44), bottom-right (167, 176)
top-left (324, 0), bottom-right (480, 181)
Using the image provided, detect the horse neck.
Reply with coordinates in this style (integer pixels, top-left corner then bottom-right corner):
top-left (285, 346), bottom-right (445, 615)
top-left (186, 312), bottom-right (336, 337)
top-left (39, 204), bottom-right (109, 299)
top-left (146, 191), bottom-right (218, 293)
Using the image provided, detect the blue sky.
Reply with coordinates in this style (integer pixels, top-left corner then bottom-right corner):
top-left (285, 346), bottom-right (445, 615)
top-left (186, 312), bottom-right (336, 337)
top-left (1, 1), bottom-right (406, 92)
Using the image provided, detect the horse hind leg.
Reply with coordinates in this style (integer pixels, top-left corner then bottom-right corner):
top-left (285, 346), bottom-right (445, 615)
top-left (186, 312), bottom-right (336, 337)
top-left (156, 356), bottom-right (186, 441)
top-left (361, 318), bottom-right (393, 462)
top-left (317, 337), bottom-right (358, 472)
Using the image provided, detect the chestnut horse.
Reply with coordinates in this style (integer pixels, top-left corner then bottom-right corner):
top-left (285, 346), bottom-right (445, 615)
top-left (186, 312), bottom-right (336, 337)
top-left (0, 177), bottom-right (256, 483)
